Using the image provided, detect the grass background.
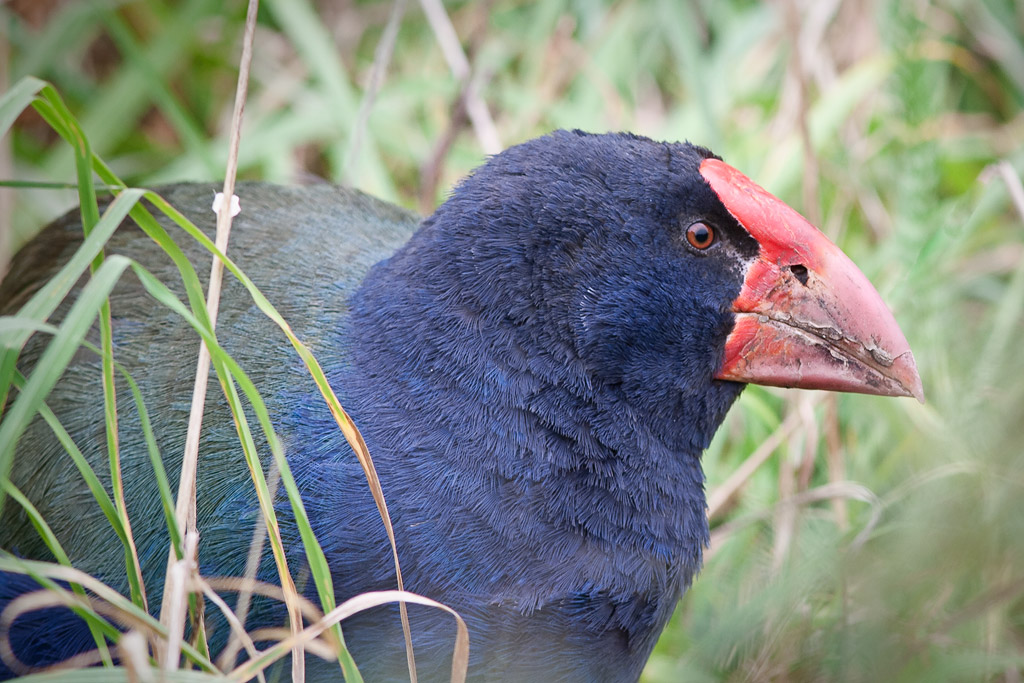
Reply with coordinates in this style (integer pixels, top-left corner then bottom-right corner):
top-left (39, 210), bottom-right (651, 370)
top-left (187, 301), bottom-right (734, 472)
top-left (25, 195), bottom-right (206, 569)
top-left (2, 0), bottom-right (1024, 680)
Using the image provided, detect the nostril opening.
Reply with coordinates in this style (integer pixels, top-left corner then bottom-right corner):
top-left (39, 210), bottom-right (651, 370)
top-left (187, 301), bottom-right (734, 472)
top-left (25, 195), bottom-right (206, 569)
top-left (789, 264), bottom-right (809, 286)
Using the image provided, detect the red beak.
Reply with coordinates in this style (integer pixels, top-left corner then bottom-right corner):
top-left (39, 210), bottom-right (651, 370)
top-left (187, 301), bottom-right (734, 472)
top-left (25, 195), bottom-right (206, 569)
top-left (700, 158), bottom-right (924, 403)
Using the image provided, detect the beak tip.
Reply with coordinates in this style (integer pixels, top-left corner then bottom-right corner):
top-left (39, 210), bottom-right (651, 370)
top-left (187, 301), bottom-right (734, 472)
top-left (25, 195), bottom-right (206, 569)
top-left (895, 350), bottom-right (925, 404)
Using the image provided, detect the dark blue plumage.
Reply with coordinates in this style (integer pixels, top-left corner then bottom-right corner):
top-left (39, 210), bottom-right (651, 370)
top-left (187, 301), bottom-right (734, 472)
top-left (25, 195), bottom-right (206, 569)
top-left (0, 131), bottom-right (779, 680)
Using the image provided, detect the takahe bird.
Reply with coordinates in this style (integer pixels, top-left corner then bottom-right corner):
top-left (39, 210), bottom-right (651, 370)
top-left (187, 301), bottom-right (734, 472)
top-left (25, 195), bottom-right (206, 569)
top-left (0, 130), bottom-right (922, 681)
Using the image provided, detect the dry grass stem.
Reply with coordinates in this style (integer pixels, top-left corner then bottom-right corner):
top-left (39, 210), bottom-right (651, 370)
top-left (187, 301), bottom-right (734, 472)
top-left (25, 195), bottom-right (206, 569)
top-left (158, 0), bottom-right (266, 668)
top-left (796, 393), bottom-right (819, 491)
top-left (772, 430), bottom-right (798, 572)
top-left (195, 577), bottom-right (266, 683)
top-left (119, 631), bottom-right (153, 683)
top-left (0, 580), bottom-right (160, 675)
top-left (162, 532), bottom-right (198, 671)
top-left (344, 0), bottom-right (408, 183)
top-left (228, 589), bottom-right (470, 683)
top-left (707, 410), bottom-right (800, 520)
top-left (823, 395), bottom-right (848, 529)
top-left (418, 0), bottom-right (501, 154)
top-left (708, 480), bottom-right (881, 558)
top-left (988, 160), bottom-right (1024, 222)
top-left (785, 0), bottom-right (822, 226)
top-left (203, 576), bottom-right (325, 625)
top-left (218, 461), bottom-right (280, 671)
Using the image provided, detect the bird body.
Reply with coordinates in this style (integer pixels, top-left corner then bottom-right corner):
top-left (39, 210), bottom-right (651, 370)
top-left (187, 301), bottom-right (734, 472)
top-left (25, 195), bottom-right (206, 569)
top-left (0, 131), bottom-right (920, 681)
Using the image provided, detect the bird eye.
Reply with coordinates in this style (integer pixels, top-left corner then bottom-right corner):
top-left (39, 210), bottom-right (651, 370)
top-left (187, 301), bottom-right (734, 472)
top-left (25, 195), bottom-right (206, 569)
top-left (685, 221), bottom-right (715, 250)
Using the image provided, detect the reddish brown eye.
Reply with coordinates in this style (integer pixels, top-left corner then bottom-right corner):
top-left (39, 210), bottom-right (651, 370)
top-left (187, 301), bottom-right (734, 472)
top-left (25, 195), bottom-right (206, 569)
top-left (686, 221), bottom-right (715, 250)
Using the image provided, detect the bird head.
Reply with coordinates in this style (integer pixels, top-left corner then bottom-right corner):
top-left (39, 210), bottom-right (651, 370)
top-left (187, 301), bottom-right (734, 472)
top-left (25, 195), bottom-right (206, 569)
top-left (424, 130), bottom-right (921, 416)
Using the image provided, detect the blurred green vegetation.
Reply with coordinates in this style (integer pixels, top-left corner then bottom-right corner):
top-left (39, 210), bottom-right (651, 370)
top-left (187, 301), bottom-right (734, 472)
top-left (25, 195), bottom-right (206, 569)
top-left (2, 0), bottom-right (1023, 680)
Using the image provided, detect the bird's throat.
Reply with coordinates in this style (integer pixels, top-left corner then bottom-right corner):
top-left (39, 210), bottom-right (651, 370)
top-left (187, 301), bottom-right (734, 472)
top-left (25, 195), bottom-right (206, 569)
top-left (340, 238), bottom-right (740, 590)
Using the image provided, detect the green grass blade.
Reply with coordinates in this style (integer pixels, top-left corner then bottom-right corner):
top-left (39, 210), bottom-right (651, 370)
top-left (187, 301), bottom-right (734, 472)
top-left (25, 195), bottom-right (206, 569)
top-left (7, 366), bottom-right (126, 542)
top-left (36, 81), bottom-right (151, 614)
top-left (0, 186), bottom-right (139, 351)
top-left (0, 187), bottom-right (143, 408)
top-left (0, 76), bottom-right (46, 140)
top-left (127, 262), bottom-right (364, 681)
top-left (0, 82), bottom-right (150, 606)
top-left (0, 256), bottom-right (132, 514)
top-left (116, 363), bottom-right (184, 559)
